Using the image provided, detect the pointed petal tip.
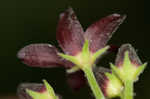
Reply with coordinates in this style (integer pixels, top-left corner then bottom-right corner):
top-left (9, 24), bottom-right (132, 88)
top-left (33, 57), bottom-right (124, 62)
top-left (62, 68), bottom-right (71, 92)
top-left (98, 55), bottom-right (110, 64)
top-left (110, 13), bottom-right (127, 18)
top-left (17, 48), bottom-right (26, 60)
top-left (111, 13), bottom-right (121, 17)
top-left (109, 13), bottom-right (127, 26)
top-left (115, 43), bottom-right (142, 67)
top-left (59, 7), bottom-right (74, 19)
top-left (111, 13), bottom-right (126, 17)
top-left (85, 13), bottom-right (126, 53)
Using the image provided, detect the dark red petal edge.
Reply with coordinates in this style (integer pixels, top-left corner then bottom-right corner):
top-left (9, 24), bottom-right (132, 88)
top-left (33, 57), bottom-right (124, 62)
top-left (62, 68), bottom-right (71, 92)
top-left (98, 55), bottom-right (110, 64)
top-left (56, 7), bottom-right (84, 55)
top-left (115, 44), bottom-right (142, 67)
top-left (93, 67), bottom-right (111, 97)
top-left (17, 83), bottom-right (46, 99)
top-left (85, 14), bottom-right (126, 53)
top-left (17, 44), bottom-right (65, 68)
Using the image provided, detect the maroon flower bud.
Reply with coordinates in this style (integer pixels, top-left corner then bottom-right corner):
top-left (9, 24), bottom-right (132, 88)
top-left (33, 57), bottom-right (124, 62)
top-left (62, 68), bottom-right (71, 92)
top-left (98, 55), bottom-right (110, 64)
top-left (115, 44), bottom-right (142, 67)
top-left (94, 67), bottom-right (123, 98)
top-left (17, 83), bottom-right (46, 99)
top-left (17, 83), bottom-right (61, 99)
top-left (111, 44), bottom-right (147, 82)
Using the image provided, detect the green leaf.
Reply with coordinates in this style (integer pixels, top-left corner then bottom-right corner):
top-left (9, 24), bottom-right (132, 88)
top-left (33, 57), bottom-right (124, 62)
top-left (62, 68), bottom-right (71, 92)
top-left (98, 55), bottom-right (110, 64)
top-left (58, 53), bottom-right (80, 66)
top-left (133, 63), bottom-right (147, 82)
top-left (43, 80), bottom-right (57, 99)
top-left (92, 46), bottom-right (109, 62)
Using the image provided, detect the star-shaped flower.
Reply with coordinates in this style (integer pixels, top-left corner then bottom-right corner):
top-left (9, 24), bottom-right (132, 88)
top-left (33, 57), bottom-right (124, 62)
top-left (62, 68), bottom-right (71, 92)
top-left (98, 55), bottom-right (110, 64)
top-left (17, 7), bottom-right (126, 91)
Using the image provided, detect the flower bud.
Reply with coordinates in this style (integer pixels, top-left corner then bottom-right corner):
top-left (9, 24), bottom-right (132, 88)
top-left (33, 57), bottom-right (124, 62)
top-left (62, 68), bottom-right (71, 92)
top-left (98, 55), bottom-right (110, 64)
top-left (17, 80), bottom-right (59, 99)
top-left (111, 44), bottom-right (147, 82)
top-left (94, 67), bottom-right (123, 98)
top-left (17, 83), bottom-right (45, 99)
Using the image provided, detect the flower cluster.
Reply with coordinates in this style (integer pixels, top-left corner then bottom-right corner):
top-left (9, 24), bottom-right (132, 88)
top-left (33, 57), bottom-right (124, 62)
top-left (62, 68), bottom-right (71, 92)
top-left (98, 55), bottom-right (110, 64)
top-left (17, 8), bottom-right (146, 99)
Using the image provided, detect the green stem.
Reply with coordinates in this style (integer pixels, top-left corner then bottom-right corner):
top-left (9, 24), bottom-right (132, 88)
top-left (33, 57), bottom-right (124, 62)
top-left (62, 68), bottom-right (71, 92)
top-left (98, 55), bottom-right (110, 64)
top-left (83, 67), bottom-right (105, 99)
top-left (122, 81), bottom-right (134, 99)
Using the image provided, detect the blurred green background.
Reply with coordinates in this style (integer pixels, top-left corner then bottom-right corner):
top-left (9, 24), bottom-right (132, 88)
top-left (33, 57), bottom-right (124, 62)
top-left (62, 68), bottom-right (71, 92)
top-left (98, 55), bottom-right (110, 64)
top-left (0, 0), bottom-right (148, 99)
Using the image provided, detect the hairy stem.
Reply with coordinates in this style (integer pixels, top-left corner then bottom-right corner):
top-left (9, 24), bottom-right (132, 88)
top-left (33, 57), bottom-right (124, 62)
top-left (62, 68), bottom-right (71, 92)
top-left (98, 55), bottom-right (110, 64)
top-left (83, 67), bottom-right (105, 99)
top-left (122, 81), bottom-right (134, 99)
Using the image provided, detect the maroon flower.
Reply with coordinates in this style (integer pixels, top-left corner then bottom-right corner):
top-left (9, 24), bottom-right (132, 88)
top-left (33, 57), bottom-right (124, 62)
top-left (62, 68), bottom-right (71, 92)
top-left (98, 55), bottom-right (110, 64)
top-left (17, 7), bottom-right (126, 90)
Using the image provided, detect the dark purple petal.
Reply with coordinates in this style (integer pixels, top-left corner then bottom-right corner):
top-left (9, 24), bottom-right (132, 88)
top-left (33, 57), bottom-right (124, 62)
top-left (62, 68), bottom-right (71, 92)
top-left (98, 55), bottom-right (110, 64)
top-left (84, 14), bottom-right (126, 53)
top-left (115, 44), bottom-right (142, 67)
top-left (93, 67), bottom-right (111, 97)
top-left (67, 70), bottom-right (86, 91)
top-left (17, 44), bottom-right (65, 68)
top-left (56, 7), bottom-right (84, 55)
top-left (17, 83), bottom-right (45, 99)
